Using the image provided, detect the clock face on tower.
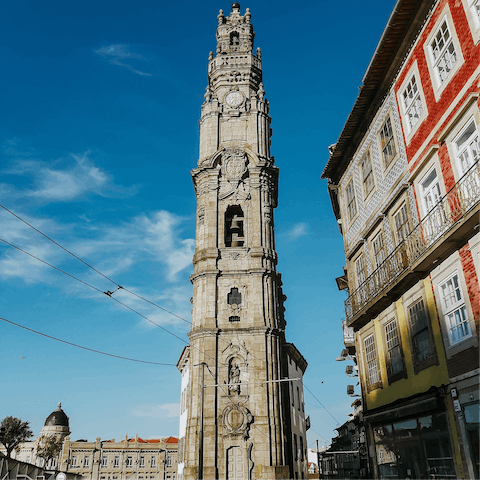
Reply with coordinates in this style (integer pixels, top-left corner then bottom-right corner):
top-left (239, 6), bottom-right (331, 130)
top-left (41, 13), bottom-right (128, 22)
top-left (225, 91), bottom-right (244, 107)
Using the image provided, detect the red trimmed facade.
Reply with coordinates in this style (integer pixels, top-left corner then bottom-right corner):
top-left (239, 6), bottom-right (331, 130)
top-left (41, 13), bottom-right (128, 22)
top-left (392, 2), bottom-right (479, 476)
top-left (323, 0), bottom-right (479, 478)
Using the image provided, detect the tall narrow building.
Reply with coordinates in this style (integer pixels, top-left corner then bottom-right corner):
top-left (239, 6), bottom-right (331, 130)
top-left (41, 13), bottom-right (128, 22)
top-left (178, 4), bottom-right (308, 480)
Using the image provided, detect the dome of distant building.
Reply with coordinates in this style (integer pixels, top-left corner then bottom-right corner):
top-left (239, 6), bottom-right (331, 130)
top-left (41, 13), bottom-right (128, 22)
top-left (44, 403), bottom-right (69, 427)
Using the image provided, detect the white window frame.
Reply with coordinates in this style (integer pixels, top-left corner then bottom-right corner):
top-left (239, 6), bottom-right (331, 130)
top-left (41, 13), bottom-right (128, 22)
top-left (397, 62), bottom-right (428, 143)
top-left (139, 456), bottom-right (145, 468)
top-left (126, 456), bottom-right (133, 468)
top-left (150, 456), bottom-right (156, 468)
top-left (438, 272), bottom-right (472, 345)
top-left (420, 167), bottom-right (443, 216)
top-left (114, 456), bottom-right (120, 468)
top-left (71, 456), bottom-right (78, 468)
top-left (423, 6), bottom-right (464, 100)
top-left (101, 456), bottom-right (108, 467)
top-left (461, 0), bottom-right (480, 43)
top-left (453, 117), bottom-right (479, 175)
top-left (84, 456), bottom-right (90, 468)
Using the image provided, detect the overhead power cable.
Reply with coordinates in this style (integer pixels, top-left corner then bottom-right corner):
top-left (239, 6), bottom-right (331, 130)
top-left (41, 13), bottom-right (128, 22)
top-left (304, 384), bottom-right (340, 425)
top-left (0, 316), bottom-right (176, 366)
top-left (1, 205), bottom-right (342, 428)
top-left (0, 238), bottom-right (196, 349)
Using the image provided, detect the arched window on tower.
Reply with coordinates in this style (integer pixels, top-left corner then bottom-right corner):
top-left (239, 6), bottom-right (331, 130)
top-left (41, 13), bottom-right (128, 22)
top-left (230, 31), bottom-right (240, 46)
top-left (225, 205), bottom-right (244, 247)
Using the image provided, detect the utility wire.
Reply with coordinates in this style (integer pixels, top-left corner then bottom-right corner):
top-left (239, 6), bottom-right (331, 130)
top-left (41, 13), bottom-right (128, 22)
top-left (309, 428), bottom-right (330, 444)
top-left (0, 316), bottom-right (176, 366)
top-left (0, 238), bottom-right (187, 342)
top-left (304, 384), bottom-right (340, 425)
top-left (0, 225), bottom-right (270, 369)
top-left (1, 205), bottom-right (342, 428)
top-left (0, 238), bottom-right (220, 364)
top-left (0, 203), bottom-right (118, 286)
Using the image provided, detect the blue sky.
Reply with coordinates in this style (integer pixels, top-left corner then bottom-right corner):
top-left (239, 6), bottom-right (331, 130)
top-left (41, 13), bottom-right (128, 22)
top-left (1, 0), bottom-right (395, 448)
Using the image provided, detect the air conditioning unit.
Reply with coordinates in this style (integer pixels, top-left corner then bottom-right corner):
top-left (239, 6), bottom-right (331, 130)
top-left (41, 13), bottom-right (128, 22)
top-left (345, 365), bottom-right (354, 375)
top-left (347, 385), bottom-right (355, 395)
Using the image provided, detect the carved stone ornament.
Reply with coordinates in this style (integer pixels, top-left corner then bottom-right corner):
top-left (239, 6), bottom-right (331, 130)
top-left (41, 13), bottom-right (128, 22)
top-left (223, 147), bottom-right (247, 181)
top-left (221, 403), bottom-right (254, 438)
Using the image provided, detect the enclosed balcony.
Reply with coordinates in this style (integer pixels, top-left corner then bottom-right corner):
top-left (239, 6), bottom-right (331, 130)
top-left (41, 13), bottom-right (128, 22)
top-left (345, 160), bottom-right (480, 329)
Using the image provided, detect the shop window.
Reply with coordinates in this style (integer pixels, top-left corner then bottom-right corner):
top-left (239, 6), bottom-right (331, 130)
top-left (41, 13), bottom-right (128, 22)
top-left (225, 205), bottom-right (245, 247)
top-left (439, 273), bottom-right (471, 345)
top-left (375, 413), bottom-right (455, 479)
top-left (408, 299), bottom-right (437, 372)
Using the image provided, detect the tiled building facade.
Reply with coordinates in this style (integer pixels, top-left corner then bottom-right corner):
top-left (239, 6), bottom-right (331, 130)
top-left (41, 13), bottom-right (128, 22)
top-left (322, 0), bottom-right (479, 478)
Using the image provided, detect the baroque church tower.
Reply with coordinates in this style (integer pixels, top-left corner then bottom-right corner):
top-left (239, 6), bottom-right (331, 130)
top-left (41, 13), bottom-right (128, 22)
top-left (179, 4), bottom-right (308, 480)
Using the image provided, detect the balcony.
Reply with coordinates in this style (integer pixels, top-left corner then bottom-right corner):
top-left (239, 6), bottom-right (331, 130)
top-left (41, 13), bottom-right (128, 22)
top-left (345, 161), bottom-right (480, 328)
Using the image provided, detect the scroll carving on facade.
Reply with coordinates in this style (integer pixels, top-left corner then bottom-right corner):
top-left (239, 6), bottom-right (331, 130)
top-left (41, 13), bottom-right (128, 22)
top-left (220, 403), bottom-right (254, 439)
top-left (219, 147), bottom-right (251, 201)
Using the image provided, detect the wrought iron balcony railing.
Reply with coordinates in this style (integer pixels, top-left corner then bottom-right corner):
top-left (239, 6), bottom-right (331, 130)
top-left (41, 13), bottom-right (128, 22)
top-left (345, 160), bottom-right (480, 323)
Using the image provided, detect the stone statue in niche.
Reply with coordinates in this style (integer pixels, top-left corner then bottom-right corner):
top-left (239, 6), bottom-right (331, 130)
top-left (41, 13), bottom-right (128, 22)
top-left (229, 360), bottom-right (241, 394)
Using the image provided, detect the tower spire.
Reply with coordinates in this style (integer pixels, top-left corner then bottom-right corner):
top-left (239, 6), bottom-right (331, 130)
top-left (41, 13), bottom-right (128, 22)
top-left (178, 6), bottom-right (308, 480)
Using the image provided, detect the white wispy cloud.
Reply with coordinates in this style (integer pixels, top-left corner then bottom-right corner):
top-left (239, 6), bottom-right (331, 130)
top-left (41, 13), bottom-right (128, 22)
top-left (131, 403), bottom-right (180, 419)
top-left (95, 44), bottom-right (152, 76)
top-left (0, 207), bottom-right (194, 326)
top-left (285, 222), bottom-right (308, 240)
top-left (3, 152), bottom-right (138, 202)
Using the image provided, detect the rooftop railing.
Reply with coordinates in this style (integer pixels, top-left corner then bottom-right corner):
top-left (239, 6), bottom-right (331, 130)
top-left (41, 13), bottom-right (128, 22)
top-left (345, 160), bottom-right (480, 323)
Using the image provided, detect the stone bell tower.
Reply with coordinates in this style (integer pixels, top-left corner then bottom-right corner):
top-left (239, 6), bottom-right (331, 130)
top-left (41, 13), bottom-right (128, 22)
top-left (180, 4), bottom-right (307, 480)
